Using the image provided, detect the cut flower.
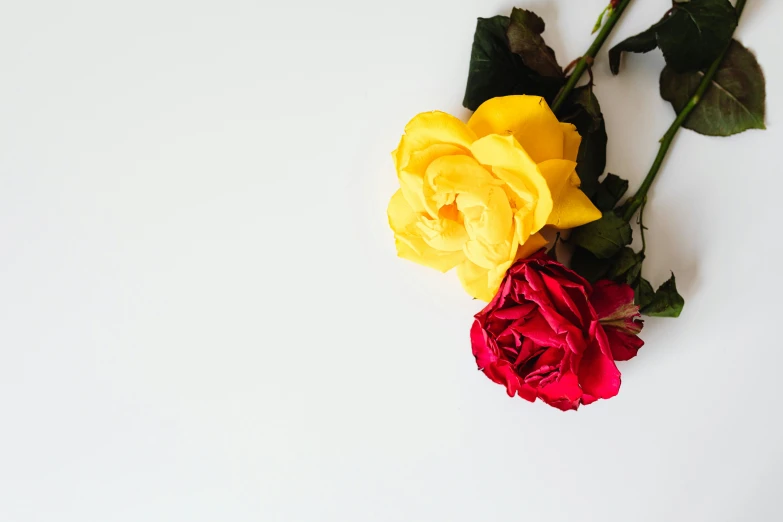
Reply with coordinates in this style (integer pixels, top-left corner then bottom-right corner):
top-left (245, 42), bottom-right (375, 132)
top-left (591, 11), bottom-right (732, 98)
top-left (388, 95), bottom-right (601, 300)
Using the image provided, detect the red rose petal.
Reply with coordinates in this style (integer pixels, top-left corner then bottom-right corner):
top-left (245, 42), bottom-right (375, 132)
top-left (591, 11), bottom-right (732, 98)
top-left (590, 280), bottom-right (635, 320)
top-left (590, 280), bottom-right (645, 361)
top-left (579, 325), bottom-right (622, 405)
top-left (472, 320), bottom-right (537, 402)
top-left (541, 272), bottom-right (583, 326)
top-left (537, 372), bottom-right (582, 411)
top-left (604, 327), bottom-right (645, 362)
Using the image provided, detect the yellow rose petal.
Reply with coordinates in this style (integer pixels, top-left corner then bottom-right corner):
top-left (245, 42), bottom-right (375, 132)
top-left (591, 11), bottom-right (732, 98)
top-left (467, 96), bottom-right (565, 163)
top-left (395, 111), bottom-right (476, 171)
top-left (513, 207), bottom-right (542, 246)
top-left (457, 185), bottom-right (513, 246)
top-left (538, 159), bottom-right (602, 229)
top-left (463, 237), bottom-right (513, 270)
top-left (387, 189), bottom-right (419, 233)
top-left (398, 143), bottom-right (468, 214)
top-left (425, 155), bottom-right (495, 194)
top-left (469, 134), bottom-right (553, 234)
top-left (415, 217), bottom-right (468, 252)
top-left (388, 190), bottom-right (465, 272)
top-left (514, 232), bottom-right (549, 261)
top-left (423, 155), bottom-right (497, 219)
top-left (457, 258), bottom-right (510, 302)
top-left (396, 236), bottom-right (466, 273)
top-left (561, 123), bottom-right (581, 163)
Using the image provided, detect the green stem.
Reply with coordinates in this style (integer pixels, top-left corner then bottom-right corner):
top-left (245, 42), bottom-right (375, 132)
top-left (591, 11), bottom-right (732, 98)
top-left (638, 198), bottom-right (648, 253)
top-left (551, 0), bottom-right (635, 113)
top-left (622, 0), bottom-right (747, 221)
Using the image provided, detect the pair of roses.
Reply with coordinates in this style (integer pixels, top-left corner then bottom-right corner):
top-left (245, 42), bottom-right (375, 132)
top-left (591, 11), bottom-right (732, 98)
top-left (387, 95), bottom-right (644, 410)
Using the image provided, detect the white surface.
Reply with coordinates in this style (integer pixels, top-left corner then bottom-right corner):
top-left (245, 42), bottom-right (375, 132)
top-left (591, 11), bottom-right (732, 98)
top-left (0, 0), bottom-right (781, 520)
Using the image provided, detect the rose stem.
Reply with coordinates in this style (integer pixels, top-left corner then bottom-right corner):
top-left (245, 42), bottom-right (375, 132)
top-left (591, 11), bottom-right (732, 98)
top-left (621, 0), bottom-right (748, 222)
top-left (550, 0), bottom-right (635, 113)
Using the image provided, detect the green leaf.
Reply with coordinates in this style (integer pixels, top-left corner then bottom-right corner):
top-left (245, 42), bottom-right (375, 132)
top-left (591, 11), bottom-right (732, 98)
top-left (609, 0), bottom-right (737, 75)
top-left (657, 0), bottom-right (737, 73)
top-left (607, 247), bottom-right (644, 285)
top-left (507, 8), bottom-right (563, 78)
top-left (641, 274), bottom-right (685, 318)
top-left (559, 86), bottom-right (603, 133)
top-left (570, 212), bottom-right (632, 260)
top-left (634, 278), bottom-right (655, 309)
top-left (592, 173), bottom-right (629, 212)
top-left (660, 39), bottom-right (766, 136)
top-left (609, 24), bottom-right (659, 75)
top-left (463, 16), bottom-right (565, 111)
top-left (558, 87), bottom-right (607, 198)
top-left (570, 247), bottom-right (610, 283)
top-left (571, 244), bottom-right (644, 294)
top-left (571, 244), bottom-right (639, 286)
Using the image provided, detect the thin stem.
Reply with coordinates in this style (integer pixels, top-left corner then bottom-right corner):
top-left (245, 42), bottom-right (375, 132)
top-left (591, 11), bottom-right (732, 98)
top-left (622, 0), bottom-right (747, 221)
top-left (638, 198), bottom-right (648, 253)
top-left (551, 0), bottom-right (635, 113)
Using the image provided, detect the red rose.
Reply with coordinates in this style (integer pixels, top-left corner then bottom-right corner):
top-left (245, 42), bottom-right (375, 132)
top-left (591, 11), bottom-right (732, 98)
top-left (470, 251), bottom-right (644, 411)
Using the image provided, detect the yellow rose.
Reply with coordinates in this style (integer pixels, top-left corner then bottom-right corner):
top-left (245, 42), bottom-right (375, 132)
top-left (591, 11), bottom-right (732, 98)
top-left (387, 95), bottom-right (601, 301)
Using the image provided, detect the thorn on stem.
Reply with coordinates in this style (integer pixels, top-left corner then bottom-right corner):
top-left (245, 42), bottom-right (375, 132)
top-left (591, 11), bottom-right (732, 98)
top-left (563, 58), bottom-right (580, 75)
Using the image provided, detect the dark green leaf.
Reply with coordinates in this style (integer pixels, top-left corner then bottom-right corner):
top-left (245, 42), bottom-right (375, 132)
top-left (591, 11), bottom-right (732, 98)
top-left (634, 278), bottom-right (655, 309)
top-left (560, 86), bottom-right (602, 132)
top-left (570, 212), bottom-right (632, 260)
top-left (641, 274), bottom-right (685, 317)
top-left (657, 0), bottom-right (737, 73)
top-left (573, 123), bottom-right (606, 200)
top-left (570, 247), bottom-right (610, 283)
top-left (463, 16), bottom-right (565, 111)
top-left (593, 173), bottom-right (629, 212)
top-left (507, 8), bottom-right (563, 78)
top-left (571, 244), bottom-right (644, 291)
top-left (463, 16), bottom-right (518, 111)
top-left (609, 0), bottom-right (737, 75)
top-left (607, 247), bottom-right (644, 285)
top-left (609, 24), bottom-right (659, 75)
top-left (660, 39), bottom-right (766, 136)
top-left (558, 87), bottom-right (607, 198)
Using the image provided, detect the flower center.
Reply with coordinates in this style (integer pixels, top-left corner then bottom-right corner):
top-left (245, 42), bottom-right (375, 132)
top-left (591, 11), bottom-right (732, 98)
top-left (437, 202), bottom-right (460, 222)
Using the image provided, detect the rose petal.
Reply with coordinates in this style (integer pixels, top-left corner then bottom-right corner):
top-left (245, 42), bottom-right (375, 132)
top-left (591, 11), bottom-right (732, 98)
top-left (395, 111), bottom-right (476, 174)
top-left (538, 159), bottom-right (602, 230)
top-left (561, 123), bottom-right (581, 162)
top-left (590, 280), bottom-right (644, 360)
top-left (492, 303), bottom-right (537, 321)
top-left (467, 96), bottom-right (566, 163)
top-left (579, 324), bottom-right (622, 405)
top-left (513, 311), bottom-right (564, 349)
top-left (472, 321), bottom-right (537, 401)
top-left (604, 327), bottom-right (645, 362)
top-left (541, 272), bottom-right (585, 328)
top-left (537, 372), bottom-right (582, 411)
top-left (388, 190), bottom-right (465, 272)
top-left (590, 280), bottom-right (636, 320)
top-left (469, 134), bottom-right (553, 233)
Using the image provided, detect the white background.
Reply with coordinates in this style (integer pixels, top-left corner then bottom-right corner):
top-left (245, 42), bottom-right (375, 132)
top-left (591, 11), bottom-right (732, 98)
top-left (0, 0), bottom-right (781, 520)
